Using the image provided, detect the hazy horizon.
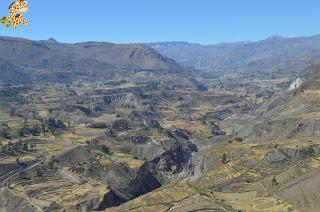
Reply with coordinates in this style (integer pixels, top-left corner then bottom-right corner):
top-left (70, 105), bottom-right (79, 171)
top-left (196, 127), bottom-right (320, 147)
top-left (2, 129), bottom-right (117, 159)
top-left (2, 33), bottom-right (320, 46)
top-left (0, 0), bottom-right (319, 44)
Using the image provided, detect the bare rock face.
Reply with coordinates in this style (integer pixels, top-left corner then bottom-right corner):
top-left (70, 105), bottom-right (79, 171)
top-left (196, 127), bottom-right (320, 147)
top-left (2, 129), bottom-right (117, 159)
top-left (174, 154), bottom-right (211, 182)
top-left (0, 188), bottom-right (37, 212)
top-left (288, 77), bottom-right (304, 91)
top-left (131, 142), bottom-right (165, 162)
top-left (96, 190), bottom-right (123, 210)
top-left (102, 163), bottom-right (161, 208)
top-left (100, 133), bottom-right (198, 209)
top-left (151, 139), bottom-right (198, 175)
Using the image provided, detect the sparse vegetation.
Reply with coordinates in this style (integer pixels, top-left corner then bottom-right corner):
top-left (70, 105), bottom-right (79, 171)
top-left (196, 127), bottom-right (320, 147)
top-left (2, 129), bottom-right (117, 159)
top-left (0, 33), bottom-right (319, 212)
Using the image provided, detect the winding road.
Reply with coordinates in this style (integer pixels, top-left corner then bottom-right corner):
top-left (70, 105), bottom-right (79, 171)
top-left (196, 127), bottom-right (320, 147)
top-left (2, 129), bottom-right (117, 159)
top-left (0, 160), bottom-right (43, 187)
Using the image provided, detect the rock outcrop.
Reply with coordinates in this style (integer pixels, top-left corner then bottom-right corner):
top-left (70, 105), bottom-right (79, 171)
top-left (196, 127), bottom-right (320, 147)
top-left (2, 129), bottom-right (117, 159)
top-left (288, 77), bottom-right (304, 91)
top-left (102, 163), bottom-right (161, 208)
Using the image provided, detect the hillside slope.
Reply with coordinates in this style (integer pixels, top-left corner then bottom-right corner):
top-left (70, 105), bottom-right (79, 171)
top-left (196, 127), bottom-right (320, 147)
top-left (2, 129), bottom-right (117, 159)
top-left (240, 64), bottom-right (320, 141)
top-left (0, 36), bottom-right (183, 84)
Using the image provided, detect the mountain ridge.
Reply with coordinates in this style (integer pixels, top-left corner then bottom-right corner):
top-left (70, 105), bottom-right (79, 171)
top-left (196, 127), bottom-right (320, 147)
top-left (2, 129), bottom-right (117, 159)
top-left (0, 36), bottom-right (184, 84)
top-left (148, 34), bottom-right (320, 77)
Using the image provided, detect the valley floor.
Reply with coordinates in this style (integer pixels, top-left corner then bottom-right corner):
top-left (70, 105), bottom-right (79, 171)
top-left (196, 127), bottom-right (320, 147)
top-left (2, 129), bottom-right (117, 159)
top-left (0, 74), bottom-right (318, 211)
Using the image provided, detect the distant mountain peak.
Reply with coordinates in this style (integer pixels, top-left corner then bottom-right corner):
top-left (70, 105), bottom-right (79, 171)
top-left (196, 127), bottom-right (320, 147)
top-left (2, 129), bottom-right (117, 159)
top-left (39, 38), bottom-right (58, 43)
top-left (48, 38), bottom-right (58, 43)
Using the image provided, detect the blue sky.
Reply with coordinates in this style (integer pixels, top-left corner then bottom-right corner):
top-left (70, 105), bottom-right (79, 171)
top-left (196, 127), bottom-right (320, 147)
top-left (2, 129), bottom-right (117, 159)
top-left (0, 0), bottom-right (319, 44)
